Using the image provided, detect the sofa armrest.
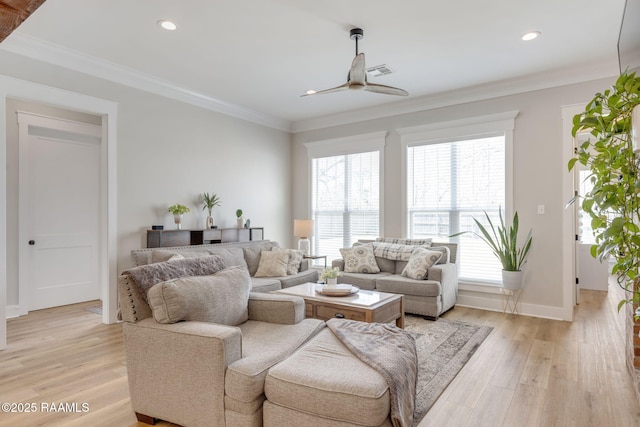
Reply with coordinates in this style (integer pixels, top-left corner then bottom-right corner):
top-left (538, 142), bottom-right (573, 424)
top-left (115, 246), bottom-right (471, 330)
top-left (248, 292), bottom-right (305, 324)
top-left (332, 259), bottom-right (345, 271)
top-left (428, 263), bottom-right (459, 305)
top-left (123, 318), bottom-right (241, 426)
top-left (299, 259), bottom-right (310, 272)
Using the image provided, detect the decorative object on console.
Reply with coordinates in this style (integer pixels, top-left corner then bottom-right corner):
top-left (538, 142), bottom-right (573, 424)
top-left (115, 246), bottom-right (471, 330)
top-left (319, 267), bottom-right (342, 285)
top-left (236, 209), bottom-right (244, 228)
top-left (200, 192), bottom-right (221, 229)
top-left (451, 209), bottom-right (532, 290)
top-left (167, 204), bottom-right (190, 230)
top-left (293, 219), bottom-right (313, 256)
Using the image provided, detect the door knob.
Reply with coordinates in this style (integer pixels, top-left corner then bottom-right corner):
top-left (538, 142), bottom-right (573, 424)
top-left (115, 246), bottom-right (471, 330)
top-left (28, 240), bottom-right (35, 245)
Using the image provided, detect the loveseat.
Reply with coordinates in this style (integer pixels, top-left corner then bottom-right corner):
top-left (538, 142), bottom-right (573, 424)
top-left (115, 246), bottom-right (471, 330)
top-left (118, 257), bottom-right (325, 426)
top-left (333, 238), bottom-right (458, 319)
top-left (130, 240), bottom-right (318, 292)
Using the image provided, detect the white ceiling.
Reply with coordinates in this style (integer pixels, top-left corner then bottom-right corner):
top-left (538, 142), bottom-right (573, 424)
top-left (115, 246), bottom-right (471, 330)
top-left (0, 0), bottom-right (626, 131)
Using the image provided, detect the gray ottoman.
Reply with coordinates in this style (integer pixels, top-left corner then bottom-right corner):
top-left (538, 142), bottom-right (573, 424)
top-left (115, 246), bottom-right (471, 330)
top-left (263, 328), bottom-right (392, 427)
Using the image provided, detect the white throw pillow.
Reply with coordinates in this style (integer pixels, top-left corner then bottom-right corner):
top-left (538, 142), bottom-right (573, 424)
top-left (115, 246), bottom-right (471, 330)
top-left (401, 248), bottom-right (443, 280)
top-left (340, 244), bottom-right (380, 274)
top-left (254, 250), bottom-right (289, 277)
top-left (147, 266), bottom-right (251, 326)
top-left (271, 247), bottom-right (304, 275)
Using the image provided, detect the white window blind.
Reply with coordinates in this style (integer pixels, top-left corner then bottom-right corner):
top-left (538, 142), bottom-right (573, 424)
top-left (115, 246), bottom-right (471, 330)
top-left (407, 136), bottom-right (505, 283)
top-left (311, 151), bottom-right (380, 264)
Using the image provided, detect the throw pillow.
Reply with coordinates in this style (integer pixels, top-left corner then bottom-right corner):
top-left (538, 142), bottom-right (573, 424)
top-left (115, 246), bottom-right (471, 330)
top-left (401, 248), bottom-right (443, 280)
top-left (429, 246), bottom-right (451, 264)
top-left (340, 244), bottom-right (380, 273)
top-left (147, 266), bottom-right (252, 326)
top-left (271, 247), bottom-right (304, 275)
top-left (122, 255), bottom-right (227, 303)
top-left (372, 242), bottom-right (417, 261)
top-left (375, 237), bottom-right (433, 247)
top-left (254, 250), bottom-right (289, 277)
top-left (242, 242), bottom-right (279, 276)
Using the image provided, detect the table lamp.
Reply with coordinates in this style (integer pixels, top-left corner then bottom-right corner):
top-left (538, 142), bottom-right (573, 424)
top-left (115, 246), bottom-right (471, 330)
top-left (294, 219), bottom-right (313, 256)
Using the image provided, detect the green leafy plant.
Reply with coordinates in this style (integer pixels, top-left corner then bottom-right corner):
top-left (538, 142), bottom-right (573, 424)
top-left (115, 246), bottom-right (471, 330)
top-left (235, 209), bottom-right (243, 218)
top-left (452, 210), bottom-right (533, 271)
top-left (568, 71), bottom-right (640, 311)
top-left (167, 204), bottom-right (190, 215)
top-left (201, 192), bottom-right (221, 215)
top-left (320, 267), bottom-right (342, 281)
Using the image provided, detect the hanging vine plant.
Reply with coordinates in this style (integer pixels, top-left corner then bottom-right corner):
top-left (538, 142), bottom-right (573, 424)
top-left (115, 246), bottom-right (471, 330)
top-left (568, 71), bottom-right (640, 311)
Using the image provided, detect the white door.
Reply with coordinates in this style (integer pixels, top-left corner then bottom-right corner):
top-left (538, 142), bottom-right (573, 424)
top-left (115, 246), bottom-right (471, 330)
top-left (573, 135), bottom-right (609, 293)
top-left (18, 112), bottom-right (102, 311)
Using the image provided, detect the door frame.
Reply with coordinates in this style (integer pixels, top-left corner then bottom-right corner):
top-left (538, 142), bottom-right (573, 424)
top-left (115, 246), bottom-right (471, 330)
top-left (561, 103), bottom-right (588, 321)
top-left (0, 75), bottom-right (118, 350)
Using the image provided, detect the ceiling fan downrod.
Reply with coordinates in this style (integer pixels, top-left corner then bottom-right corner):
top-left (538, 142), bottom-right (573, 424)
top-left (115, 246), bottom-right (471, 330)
top-left (350, 27), bottom-right (363, 55)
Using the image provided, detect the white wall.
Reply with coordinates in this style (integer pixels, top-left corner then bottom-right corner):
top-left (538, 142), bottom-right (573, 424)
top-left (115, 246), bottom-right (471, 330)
top-left (292, 78), bottom-right (616, 317)
top-left (1, 50), bottom-right (293, 312)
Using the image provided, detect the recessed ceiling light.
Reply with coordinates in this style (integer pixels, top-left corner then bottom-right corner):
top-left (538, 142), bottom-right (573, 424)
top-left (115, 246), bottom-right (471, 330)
top-left (158, 20), bottom-right (177, 31)
top-left (521, 31), bottom-right (541, 41)
top-left (306, 90), bottom-right (316, 95)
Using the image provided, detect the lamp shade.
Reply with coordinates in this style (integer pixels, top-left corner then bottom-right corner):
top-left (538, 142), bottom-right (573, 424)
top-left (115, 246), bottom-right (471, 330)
top-left (294, 219), bottom-right (314, 238)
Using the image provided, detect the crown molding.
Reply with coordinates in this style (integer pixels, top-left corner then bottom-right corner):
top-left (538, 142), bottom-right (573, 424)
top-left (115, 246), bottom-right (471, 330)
top-left (290, 60), bottom-right (619, 133)
top-left (0, 32), bottom-right (291, 132)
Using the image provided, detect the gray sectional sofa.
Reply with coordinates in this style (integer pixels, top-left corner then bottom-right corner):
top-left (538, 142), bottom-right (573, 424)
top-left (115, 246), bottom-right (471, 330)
top-left (130, 240), bottom-right (318, 292)
top-left (332, 239), bottom-right (459, 319)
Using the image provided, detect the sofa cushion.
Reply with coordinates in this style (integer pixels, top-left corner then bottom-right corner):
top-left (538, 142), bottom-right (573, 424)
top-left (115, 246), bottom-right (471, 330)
top-left (265, 328), bottom-right (390, 426)
top-left (401, 248), bottom-right (442, 280)
top-left (122, 255), bottom-right (227, 303)
top-left (206, 247), bottom-right (249, 269)
top-left (375, 275), bottom-right (443, 297)
top-left (150, 250), bottom-right (185, 263)
top-left (243, 242), bottom-right (279, 276)
top-left (254, 251), bottom-right (289, 277)
top-left (339, 272), bottom-right (392, 290)
top-left (271, 247), bottom-right (304, 275)
top-left (340, 244), bottom-right (380, 274)
top-left (225, 319), bottom-right (325, 404)
top-left (278, 269), bottom-right (319, 288)
top-left (147, 266), bottom-right (252, 326)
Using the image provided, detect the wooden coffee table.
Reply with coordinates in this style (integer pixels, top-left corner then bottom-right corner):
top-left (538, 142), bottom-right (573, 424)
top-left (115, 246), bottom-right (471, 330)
top-left (273, 283), bottom-right (404, 328)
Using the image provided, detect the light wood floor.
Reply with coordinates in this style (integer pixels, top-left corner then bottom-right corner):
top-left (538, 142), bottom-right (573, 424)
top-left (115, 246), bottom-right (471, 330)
top-left (1, 285), bottom-right (639, 427)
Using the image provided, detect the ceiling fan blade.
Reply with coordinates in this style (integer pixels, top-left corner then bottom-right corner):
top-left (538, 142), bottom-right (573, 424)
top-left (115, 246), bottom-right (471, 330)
top-left (364, 82), bottom-right (409, 96)
top-left (348, 53), bottom-right (366, 86)
top-left (301, 82), bottom-right (349, 97)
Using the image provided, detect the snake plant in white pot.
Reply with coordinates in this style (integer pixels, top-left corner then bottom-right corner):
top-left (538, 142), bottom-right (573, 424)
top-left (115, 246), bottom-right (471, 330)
top-left (453, 210), bottom-right (533, 290)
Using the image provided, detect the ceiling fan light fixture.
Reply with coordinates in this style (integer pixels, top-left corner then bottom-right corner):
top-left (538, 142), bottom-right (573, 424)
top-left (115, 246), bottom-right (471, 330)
top-left (158, 20), bottom-right (177, 31)
top-left (521, 31), bottom-right (540, 41)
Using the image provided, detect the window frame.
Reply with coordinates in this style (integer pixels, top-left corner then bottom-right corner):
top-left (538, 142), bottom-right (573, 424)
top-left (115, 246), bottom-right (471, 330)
top-left (304, 131), bottom-right (386, 261)
top-left (399, 111), bottom-right (518, 286)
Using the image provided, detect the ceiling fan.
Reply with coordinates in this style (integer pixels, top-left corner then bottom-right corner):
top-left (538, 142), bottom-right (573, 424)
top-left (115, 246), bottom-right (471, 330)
top-left (302, 28), bottom-right (409, 97)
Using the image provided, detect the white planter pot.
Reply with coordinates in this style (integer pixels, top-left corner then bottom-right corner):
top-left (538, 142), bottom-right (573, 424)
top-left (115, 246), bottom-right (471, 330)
top-left (237, 218), bottom-right (244, 228)
top-left (502, 270), bottom-right (523, 290)
top-left (326, 278), bottom-right (338, 286)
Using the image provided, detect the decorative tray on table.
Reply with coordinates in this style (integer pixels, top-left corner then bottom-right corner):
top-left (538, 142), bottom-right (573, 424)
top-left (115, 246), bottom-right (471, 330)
top-left (315, 284), bottom-right (359, 297)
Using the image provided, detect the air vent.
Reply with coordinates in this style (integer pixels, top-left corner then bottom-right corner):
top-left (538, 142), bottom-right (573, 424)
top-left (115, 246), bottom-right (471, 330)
top-left (366, 64), bottom-right (393, 77)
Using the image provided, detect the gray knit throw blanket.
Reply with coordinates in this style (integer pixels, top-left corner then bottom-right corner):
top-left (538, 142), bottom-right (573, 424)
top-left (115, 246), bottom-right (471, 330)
top-left (327, 318), bottom-right (418, 427)
top-left (123, 255), bottom-right (227, 303)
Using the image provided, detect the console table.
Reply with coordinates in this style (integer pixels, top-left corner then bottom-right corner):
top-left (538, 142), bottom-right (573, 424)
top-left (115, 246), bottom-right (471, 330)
top-left (147, 227), bottom-right (264, 248)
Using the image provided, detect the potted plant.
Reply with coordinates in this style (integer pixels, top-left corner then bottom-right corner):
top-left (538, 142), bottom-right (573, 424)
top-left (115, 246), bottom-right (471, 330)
top-left (568, 71), bottom-right (640, 311)
top-left (201, 192), bottom-right (221, 229)
top-left (236, 209), bottom-right (244, 228)
top-left (167, 204), bottom-right (190, 229)
top-left (320, 267), bottom-right (342, 286)
top-left (453, 210), bottom-right (533, 289)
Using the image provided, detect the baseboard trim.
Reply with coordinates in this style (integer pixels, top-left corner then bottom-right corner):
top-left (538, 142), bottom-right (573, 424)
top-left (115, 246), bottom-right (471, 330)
top-left (5, 305), bottom-right (25, 319)
top-left (456, 292), bottom-right (566, 321)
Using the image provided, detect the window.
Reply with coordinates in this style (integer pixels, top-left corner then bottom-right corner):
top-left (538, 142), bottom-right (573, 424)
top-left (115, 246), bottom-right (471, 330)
top-left (305, 132), bottom-right (385, 264)
top-left (400, 112), bottom-right (517, 284)
top-left (311, 151), bottom-right (380, 263)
